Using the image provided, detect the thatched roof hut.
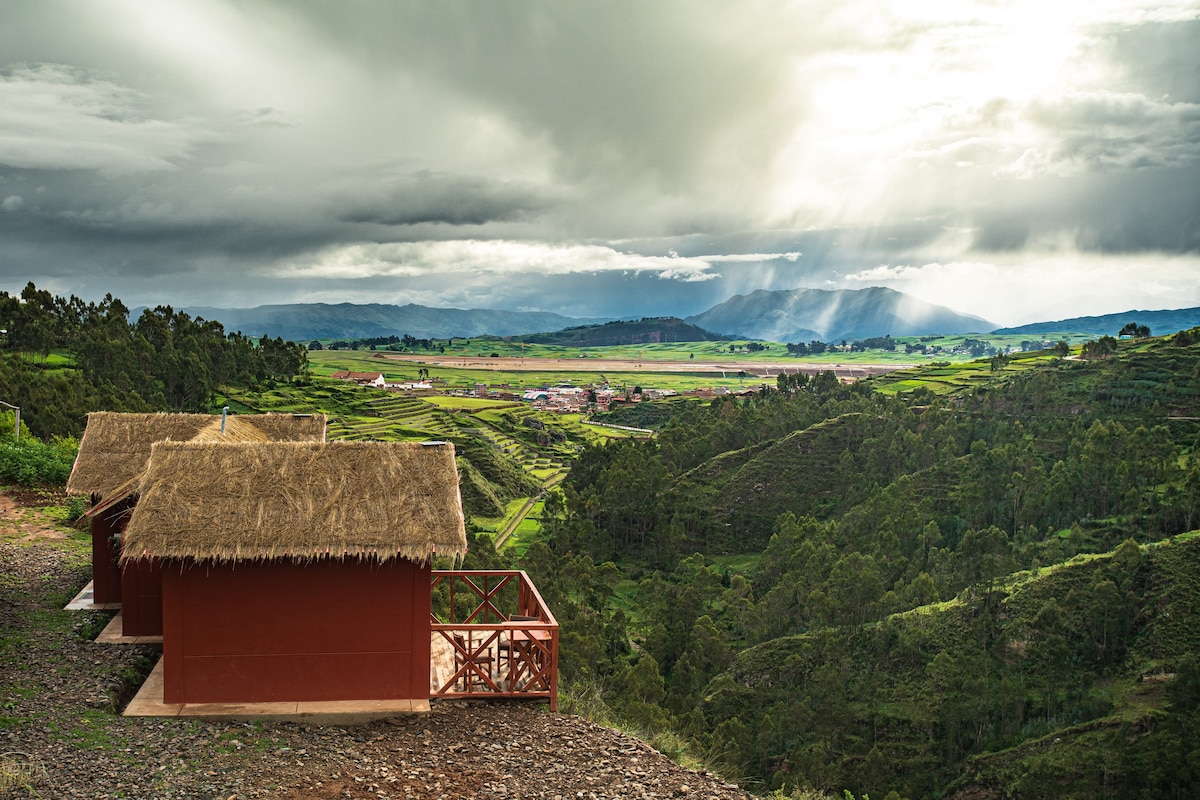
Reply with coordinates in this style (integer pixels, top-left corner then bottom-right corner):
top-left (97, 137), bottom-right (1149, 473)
top-left (121, 441), bottom-right (467, 565)
top-left (67, 412), bottom-right (327, 501)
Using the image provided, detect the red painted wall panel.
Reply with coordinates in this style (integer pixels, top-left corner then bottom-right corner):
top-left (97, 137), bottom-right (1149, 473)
top-left (90, 506), bottom-right (125, 605)
top-left (180, 653), bottom-right (416, 703)
top-left (120, 558), bottom-right (162, 636)
top-left (161, 557), bottom-right (431, 704)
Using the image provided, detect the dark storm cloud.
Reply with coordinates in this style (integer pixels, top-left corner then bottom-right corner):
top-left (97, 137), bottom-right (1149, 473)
top-left (1015, 92), bottom-right (1200, 175)
top-left (972, 166), bottom-right (1200, 254)
top-left (339, 172), bottom-right (550, 227)
top-left (277, 2), bottom-right (801, 198)
top-left (1, 1), bottom-right (1199, 324)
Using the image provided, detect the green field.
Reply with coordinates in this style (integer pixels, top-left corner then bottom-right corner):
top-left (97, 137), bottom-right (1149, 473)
top-left (309, 331), bottom-right (1096, 363)
top-left (307, 333), bottom-right (1098, 396)
top-left (306, 349), bottom-right (766, 393)
top-left (869, 347), bottom-right (1070, 395)
top-left (235, 334), bottom-right (1107, 553)
top-left (420, 396), bottom-right (524, 411)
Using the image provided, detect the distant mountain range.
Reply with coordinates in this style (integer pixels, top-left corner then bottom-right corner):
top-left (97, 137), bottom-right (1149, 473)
top-left (181, 303), bottom-right (608, 341)
top-left (684, 287), bottom-right (994, 343)
top-left (993, 307), bottom-right (1200, 337)
top-left (181, 290), bottom-right (1199, 344)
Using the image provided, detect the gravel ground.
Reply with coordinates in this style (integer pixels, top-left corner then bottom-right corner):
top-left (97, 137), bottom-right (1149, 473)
top-left (0, 493), bottom-right (753, 800)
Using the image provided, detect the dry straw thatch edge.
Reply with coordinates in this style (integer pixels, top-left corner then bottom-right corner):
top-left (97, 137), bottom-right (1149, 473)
top-left (121, 440), bottom-right (466, 565)
top-left (67, 411), bottom-right (327, 499)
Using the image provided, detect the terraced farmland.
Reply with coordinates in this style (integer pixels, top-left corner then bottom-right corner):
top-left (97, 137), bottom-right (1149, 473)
top-left (226, 382), bottom-right (589, 549)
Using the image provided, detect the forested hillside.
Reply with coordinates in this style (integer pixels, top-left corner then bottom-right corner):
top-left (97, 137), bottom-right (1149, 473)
top-left (0, 283), bottom-right (308, 438)
top-left (518, 317), bottom-right (728, 346)
top-left (533, 330), bottom-right (1200, 798)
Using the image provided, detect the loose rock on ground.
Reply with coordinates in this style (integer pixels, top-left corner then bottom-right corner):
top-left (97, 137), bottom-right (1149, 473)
top-left (0, 492), bottom-right (752, 799)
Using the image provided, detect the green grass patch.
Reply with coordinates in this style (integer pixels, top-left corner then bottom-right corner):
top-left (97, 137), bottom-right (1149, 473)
top-left (503, 499), bottom-right (546, 558)
top-left (706, 552), bottom-right (764, 576)
top-left (420, 396), bottom-right (523, 411)
top-left (472, 496), bottom-right (531, 535)
top-left (61, 708), bottom-right (120, 750)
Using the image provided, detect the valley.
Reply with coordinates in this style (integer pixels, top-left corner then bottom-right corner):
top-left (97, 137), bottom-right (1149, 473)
top-left (4, 284), bottom-right (1200, 798)
top-left (371, 350), bottom-right (911, 379)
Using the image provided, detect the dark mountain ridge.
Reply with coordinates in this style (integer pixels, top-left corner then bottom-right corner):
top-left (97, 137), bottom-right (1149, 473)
top-left (177, 302), bottom-right (610, 341)
top-left (994, 305), bottom-right (1200, 336)
top-left (174, 290), bottom-right (1198, 345)
top-left (685, 286), bottom-right (995, 342)
top-left (517, 317), bottom-right (728, 347)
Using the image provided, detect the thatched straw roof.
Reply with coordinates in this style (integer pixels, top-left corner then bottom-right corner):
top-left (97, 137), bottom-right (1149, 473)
top-left (67, 412), bottom-right (326, 500)
top-left (120, 441), bottom-right (467, 564)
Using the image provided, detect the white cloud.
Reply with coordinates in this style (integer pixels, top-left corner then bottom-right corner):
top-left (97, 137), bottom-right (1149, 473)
top-left (844, 253), bottom-right (1200, 326)
top-left (706, 252), bottom-right (802, 263)
top-left (1, 195), bottom-right (23, 212)
top-left (281, 240), bottom-right (724, 282)
top-left (0, 63), bottom-right (208, 174)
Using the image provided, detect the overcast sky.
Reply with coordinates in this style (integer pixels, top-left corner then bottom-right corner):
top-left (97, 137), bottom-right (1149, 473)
top-left (2, 1), bottom-right (1198, 326)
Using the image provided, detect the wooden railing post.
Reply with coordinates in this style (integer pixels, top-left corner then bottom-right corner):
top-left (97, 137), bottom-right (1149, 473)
top-left (430, 571), bottom-right (559, 709)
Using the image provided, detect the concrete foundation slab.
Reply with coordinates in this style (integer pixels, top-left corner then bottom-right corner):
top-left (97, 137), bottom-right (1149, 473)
top-left (124, 658), bottom-right (430, 724)
top-left (95, 611), bottom-right (162, 645)
top-left (64, 580), bottom-right (121, 611)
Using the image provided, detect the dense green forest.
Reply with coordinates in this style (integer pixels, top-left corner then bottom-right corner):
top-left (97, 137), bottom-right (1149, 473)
top-left (525, 331), bottom-right (1200, 798)
top-left (0, 282), bottom-right (308, 438)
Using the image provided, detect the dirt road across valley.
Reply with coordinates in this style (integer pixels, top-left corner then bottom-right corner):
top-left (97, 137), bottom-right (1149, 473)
top-left (374, 352), bottom-right (911, 380)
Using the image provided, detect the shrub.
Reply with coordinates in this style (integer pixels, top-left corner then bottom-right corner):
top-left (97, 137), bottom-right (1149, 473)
top-left (0, 433), bottom-right (78, 485)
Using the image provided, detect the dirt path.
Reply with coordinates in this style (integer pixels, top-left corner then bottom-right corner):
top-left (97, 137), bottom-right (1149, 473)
top-left (492, 470), bottom-right (568, 552)
top-left (0, 486), bottom-right (72, 542)
top-left (373, 351), bottom-right (910, 380)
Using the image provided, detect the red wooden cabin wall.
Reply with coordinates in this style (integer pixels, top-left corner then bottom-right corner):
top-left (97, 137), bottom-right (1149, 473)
top-left (160, 557), bottom-right (431, 704)
top-left (120, 558), bottom-right (162, 636)
top-left (89, 501), bottom-right (130, 605)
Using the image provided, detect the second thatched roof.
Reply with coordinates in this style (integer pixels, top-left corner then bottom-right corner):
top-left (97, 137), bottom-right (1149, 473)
top-left (67, 411), bottom-right (327, 501)
top-left (120, 440), bottom-right (467, 564)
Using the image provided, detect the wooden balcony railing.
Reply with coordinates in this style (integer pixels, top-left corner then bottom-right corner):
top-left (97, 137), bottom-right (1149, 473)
top-left (430, 570), bottom-right (559, 710)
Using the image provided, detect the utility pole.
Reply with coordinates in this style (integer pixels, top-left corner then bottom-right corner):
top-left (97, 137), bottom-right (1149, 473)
top-left (0, 400), bottom-right (19, 441)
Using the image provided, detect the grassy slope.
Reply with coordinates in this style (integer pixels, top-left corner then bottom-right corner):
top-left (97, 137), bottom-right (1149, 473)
top-left (223, 379), bottom-right (587, 538)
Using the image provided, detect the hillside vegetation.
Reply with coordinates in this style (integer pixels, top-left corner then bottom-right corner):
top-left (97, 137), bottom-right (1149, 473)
top-left (0, 282), bottom-right (307, 439)
top-left (536, 328), bottom-right (1200, 797)
top-left (5, 281), bottom-right (1199, 797)
top-left (517, 317), bottom-right (728, 346)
